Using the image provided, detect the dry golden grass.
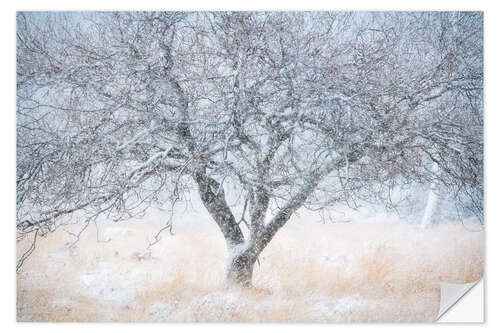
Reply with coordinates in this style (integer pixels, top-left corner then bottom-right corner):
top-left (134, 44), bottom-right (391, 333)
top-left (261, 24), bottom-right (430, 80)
top-left (16, 209), bottom-right (483, 322)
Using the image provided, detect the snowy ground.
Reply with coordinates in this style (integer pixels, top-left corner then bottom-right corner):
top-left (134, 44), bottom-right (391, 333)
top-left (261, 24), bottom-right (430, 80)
top-left (17, 204), bottom-right (483, 322)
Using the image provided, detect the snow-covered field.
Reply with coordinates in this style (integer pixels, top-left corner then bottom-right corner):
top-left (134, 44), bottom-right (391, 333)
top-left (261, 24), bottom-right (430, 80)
top-left (17, 206), bottom-right (483, 322)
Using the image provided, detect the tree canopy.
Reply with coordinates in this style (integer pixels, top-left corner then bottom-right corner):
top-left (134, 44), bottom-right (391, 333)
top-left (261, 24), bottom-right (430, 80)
top-left (16, 12), bottom-right (483, 283)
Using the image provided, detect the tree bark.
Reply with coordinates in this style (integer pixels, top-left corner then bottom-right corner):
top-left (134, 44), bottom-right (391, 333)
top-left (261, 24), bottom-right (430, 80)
top-left (195, 172), bottom-right (257, 287)
top-left (195, 170), bottom-right (245, 248)
top-left (226, 248), bottom-right (258, 287)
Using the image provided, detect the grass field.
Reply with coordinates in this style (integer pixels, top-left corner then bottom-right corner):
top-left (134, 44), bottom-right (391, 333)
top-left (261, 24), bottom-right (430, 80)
top-left (17, 206), bottom-right (483, 322)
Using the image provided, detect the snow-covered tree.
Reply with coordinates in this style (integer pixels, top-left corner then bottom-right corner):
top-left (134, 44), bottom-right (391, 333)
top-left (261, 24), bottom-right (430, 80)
top-left (17, 11), bottom-right (483, 285)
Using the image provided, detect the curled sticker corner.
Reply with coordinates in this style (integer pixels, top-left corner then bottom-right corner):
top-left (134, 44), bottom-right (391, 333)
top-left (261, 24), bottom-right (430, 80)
top-left (437, 279), bottom-right (482, 320)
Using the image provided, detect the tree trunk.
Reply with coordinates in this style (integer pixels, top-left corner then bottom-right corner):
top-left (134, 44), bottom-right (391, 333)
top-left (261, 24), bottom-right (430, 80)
top-left (195, 170), bottom-right (245, 248)
top-left (421, 162), bottom-right (440, 228)
top-left (194, 161), bottom-right (339, 287)
top-left (194, 170), bottom-right (257, 286)
top-left (226, 249), bottom-right (258, 287)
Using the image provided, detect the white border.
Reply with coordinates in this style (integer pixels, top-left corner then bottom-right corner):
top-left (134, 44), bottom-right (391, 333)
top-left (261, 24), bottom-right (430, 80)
top-left (2, 1), bottom-right (496, 331)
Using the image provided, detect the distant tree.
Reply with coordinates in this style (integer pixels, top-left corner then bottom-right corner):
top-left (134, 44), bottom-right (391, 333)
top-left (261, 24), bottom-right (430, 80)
top-left (16, 11), bottom-right (483, 285)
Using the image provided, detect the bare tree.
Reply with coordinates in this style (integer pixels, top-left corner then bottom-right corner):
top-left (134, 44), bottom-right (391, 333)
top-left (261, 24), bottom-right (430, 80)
top-left (17, 11), bottom-right (483, 285)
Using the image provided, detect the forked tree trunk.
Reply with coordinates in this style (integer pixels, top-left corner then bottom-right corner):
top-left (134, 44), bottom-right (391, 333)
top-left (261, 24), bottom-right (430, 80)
top-left (194, 161), bottom-right (337, 287)
top-left (195, 170), bottom-right (258, 286)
